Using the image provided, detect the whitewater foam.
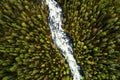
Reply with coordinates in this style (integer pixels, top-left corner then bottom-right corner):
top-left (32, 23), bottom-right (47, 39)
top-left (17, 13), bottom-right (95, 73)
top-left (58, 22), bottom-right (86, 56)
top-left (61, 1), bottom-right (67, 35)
top-left (42, 0), bottom-right (83, 80)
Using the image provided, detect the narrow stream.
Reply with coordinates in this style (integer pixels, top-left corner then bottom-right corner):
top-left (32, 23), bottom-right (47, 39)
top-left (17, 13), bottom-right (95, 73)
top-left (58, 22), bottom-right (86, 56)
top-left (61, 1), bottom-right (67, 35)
top-left (42, 0), bottom-right (82, 80)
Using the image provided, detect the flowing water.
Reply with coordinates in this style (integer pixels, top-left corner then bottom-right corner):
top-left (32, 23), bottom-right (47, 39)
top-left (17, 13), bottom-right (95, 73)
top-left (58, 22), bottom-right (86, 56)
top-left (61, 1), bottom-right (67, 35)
top-left (42, 0), bottom-right (82, 80)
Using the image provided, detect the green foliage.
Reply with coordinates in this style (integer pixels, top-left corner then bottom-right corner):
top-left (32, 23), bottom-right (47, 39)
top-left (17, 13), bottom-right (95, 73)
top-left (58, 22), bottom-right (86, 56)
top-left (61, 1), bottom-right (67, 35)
top-left (0, 0), bottom-right (120, 80)
top-left (57, 0), bottom-right (120, 79)
top-left (0, 0), bottom-right (71, 80)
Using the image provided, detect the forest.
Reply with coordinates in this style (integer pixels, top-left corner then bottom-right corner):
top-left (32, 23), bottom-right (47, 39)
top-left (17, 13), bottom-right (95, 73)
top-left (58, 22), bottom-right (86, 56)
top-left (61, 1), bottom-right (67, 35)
top-left (0, 0), bottom-right (120, 80)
